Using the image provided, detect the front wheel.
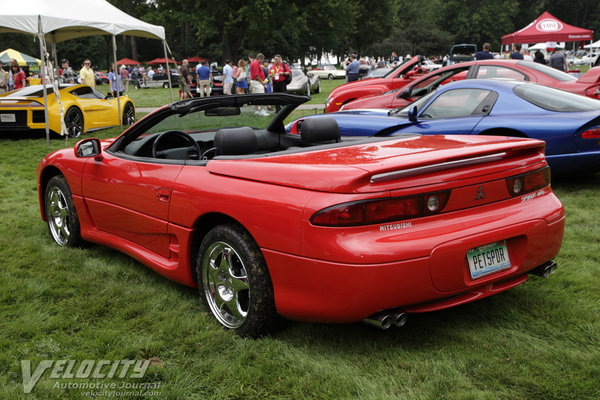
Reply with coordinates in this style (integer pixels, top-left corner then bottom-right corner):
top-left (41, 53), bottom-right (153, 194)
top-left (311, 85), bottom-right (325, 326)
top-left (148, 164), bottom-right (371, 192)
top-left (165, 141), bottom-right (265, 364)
top-left (306, 82), bottom-right (311, 96)
top-left (64, 107), bottom-right (83, 138)
top-left (328, 74), bottom-right (334, 80)
top-left (197, 224), bottom-right (276, 337)
top-left (44, 175), bottom-right (82, 247)
top-left (315, 79), bottom-right (321, 93)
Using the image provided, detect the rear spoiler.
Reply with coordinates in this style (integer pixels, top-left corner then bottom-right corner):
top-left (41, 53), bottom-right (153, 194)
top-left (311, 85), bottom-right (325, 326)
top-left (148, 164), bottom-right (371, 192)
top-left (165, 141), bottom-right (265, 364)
top-left (577, 67), bottom-right (600, 84)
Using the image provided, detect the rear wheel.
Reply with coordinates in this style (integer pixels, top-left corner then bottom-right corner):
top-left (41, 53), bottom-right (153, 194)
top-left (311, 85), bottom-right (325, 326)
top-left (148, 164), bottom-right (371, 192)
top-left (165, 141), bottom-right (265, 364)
top-left (306, 82), bottom-right (311, 96)
top-left (315, 79), bottom-right (321, 93)
top-left (197, 224), bottom-right (276, 337)
top-left (64, 107), bottom-right (83, 138)
top-left (162, 82), bottom-right (169, 88)
top-left (44, 175), bottom-right (82, 247)
top-left (122, 102), bottom-right (135, 125)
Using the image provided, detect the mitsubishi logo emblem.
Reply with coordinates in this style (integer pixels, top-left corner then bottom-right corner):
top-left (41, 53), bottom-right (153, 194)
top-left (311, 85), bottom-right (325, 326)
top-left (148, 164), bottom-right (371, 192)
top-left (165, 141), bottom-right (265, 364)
top-left (475, 185), bottom-right (486, 200)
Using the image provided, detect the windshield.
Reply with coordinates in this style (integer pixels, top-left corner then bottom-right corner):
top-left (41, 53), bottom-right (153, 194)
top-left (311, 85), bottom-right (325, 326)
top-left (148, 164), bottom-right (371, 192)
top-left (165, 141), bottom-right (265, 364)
top-left (390, 91), bottom-right (436, 117)
top-left (383, 57), bottom-right (416, 78)
top-left (517, 61), bottom-right (576, 82)
top-left (514, 83), bottom-right (600, 112)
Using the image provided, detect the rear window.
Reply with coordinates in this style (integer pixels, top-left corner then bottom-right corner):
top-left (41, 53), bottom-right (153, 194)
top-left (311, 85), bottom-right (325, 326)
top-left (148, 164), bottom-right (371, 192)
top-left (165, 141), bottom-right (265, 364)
top-left (514, 83), bottom-right (600, 112)
top-left (517, 60), bottom-right (576, 82)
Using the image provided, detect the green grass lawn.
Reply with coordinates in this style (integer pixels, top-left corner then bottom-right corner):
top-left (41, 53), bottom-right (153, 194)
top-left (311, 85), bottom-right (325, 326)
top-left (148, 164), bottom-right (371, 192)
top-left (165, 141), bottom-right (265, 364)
top-left (1, 89), bottom-right (599, 399)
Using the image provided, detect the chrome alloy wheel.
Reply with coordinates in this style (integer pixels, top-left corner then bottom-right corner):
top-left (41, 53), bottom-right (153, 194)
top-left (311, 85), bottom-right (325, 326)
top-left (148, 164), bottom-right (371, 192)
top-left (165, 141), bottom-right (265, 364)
top-left (46, 186), bottom-right (71, 246)
top-left (202, 241), bottom-right (250, 329)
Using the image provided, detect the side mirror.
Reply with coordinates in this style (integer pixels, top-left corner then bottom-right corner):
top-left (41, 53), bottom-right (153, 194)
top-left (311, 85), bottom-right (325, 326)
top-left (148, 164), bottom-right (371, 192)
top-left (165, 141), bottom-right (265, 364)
top-left (74, 138), bottom-right (103, 161)
top-left (399, 88), bottom-right (411, 99)
top-left (407, 106), bottom-right (418, 122)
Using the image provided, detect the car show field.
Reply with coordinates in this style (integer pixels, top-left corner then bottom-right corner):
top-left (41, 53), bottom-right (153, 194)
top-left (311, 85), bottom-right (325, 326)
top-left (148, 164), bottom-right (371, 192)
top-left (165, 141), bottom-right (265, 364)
top-left (1, 120), bottom-right (599, 398)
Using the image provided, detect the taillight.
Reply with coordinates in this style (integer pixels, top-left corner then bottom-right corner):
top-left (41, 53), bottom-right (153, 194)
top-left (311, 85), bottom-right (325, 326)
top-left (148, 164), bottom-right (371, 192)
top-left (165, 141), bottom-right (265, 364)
top-left (581, 127), bottom-right (600, 139)
top-left (310, 191), bottom-right (450, 227)
top-left (506, 167), bottom-right (550, 197)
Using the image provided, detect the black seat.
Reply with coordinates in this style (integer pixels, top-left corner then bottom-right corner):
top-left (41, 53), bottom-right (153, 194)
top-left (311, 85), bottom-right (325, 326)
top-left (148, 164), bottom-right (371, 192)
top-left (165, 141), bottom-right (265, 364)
top-left (214, 127), bottom-right (258, 156)
top-left (300, 117), bottom-right (340, 145)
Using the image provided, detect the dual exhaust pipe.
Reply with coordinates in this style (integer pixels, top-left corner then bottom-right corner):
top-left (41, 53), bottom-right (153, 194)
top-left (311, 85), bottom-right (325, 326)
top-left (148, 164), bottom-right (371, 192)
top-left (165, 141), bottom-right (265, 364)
top-left (364, 261), bottom-right (557, 329)
top-left (363, 311), bottom-right (408, 330)
top-left (529, 261), bottom-right (557, 278)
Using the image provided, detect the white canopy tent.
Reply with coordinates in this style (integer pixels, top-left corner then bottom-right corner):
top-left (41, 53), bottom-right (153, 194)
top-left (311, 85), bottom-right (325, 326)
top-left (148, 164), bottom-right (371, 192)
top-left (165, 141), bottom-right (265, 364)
top-left (0, 0), bottom-right (169, 145)
top-left (584, 40), bottom-right (600, 52)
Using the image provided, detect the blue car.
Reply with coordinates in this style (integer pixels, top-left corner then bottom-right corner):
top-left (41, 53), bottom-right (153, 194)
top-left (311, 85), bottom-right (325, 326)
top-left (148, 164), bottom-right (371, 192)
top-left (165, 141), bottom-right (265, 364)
top-left (288, 79), bottom-right (600, 175)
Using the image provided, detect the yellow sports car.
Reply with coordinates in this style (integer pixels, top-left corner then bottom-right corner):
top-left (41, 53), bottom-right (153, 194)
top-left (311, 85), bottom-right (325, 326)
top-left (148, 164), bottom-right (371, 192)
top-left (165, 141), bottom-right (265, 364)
top-left (0, 84), bottom-right (135, 137)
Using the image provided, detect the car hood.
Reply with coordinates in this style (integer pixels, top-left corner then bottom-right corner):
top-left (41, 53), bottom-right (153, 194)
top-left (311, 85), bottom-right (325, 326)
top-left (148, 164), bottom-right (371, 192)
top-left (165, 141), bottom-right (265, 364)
top-left (341, 90), bottom-right (398, 109)
top-left (207, 135), bottom-right (545, 193)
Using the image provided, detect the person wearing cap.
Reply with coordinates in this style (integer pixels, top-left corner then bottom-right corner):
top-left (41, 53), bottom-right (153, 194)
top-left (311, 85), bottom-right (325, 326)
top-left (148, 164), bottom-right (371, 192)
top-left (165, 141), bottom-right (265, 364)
top-left (60, 59), bottom-right (76, 83)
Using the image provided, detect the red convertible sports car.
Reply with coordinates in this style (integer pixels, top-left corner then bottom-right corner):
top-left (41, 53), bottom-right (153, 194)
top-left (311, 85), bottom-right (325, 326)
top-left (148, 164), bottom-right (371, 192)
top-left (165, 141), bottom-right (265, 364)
top-left (341, 60), bottom-right (600, 111)
top-left (38, 94), bottom-right (565, 337)
top-left (325, 56), bottom-right (429, 112)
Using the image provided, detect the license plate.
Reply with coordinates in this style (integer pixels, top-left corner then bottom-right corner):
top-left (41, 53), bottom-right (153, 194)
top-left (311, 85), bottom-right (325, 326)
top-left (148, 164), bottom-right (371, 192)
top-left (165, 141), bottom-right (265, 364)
top-left (467, 241), bottom-right (511, 279)
top-left (1, 113), bottom-right (16, 123)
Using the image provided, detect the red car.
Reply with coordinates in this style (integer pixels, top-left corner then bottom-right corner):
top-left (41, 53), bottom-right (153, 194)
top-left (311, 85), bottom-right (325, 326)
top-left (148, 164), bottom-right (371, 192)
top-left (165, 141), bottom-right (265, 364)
top-left (38, 94), bottom-right (565, 337)
top-left (325, 56), bottom-right (429, 112)
top-left (342, 60), bottom-right (600, 111)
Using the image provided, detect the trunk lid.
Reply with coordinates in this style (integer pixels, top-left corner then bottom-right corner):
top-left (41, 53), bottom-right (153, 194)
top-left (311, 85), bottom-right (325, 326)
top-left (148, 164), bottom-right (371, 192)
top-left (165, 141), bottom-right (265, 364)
top-left (207, 135), bottom-right (546, 193)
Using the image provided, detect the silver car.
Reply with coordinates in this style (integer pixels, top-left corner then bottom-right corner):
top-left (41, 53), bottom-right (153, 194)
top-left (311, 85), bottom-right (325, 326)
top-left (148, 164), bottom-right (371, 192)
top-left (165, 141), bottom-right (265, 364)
top-left (286, 69), bottom-right (321, 96)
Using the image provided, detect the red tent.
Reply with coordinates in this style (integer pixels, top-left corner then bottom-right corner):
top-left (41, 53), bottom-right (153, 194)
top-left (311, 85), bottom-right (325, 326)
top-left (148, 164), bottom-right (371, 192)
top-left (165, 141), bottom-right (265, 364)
top-left (117, 58), bottom-right (140, 65)
top-left (187, 56), bottom-right (209, 63)
top-left (502, 11), bottom-right (593, 45)
top-left (146, 57), bottom-right (180, 64)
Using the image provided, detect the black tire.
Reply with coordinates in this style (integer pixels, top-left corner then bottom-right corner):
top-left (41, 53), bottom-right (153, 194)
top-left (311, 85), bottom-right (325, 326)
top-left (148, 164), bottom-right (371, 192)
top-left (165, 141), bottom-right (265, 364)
top-left (306, 82), bottom-right (311, 96)
top-left (328, 74), bottom-right (334, 80)
top-left (64, 107), bottom-right (83, 138)
top-left (197, 224), bottom-right (276, 337)
top-left (44, 175), bottom-right (82, 247)
top-left (315, 79), bottom-right (321, 93)
top-left (122, 102), bottom-right (136, 125)
top-left (162, 82), bottom-right (169, 88)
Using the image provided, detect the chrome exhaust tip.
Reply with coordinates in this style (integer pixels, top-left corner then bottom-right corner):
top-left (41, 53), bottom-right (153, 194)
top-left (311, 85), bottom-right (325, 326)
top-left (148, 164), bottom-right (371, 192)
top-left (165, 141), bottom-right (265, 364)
top-left (363, 311), bottom-right (408, 329)
top-left (529, 261), bottom-right (557, 278)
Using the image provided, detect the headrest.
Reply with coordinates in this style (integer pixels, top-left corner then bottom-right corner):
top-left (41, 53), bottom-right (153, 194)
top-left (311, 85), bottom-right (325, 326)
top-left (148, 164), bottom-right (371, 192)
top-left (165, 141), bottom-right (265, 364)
top-left (214, 127), bottom-right (258, 156)
top-left (300, 117), bottom-right (340, 145)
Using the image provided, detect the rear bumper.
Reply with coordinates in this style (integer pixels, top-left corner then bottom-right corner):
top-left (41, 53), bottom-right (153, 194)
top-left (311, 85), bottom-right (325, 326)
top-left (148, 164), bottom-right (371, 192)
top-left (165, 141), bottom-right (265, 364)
top-left (264, 194), bottom-right (565, 323)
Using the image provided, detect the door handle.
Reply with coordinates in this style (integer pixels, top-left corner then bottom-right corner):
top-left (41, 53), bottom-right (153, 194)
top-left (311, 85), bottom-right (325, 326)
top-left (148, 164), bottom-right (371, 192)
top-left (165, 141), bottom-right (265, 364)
top-left (155, 188), bottom-right (171, 202)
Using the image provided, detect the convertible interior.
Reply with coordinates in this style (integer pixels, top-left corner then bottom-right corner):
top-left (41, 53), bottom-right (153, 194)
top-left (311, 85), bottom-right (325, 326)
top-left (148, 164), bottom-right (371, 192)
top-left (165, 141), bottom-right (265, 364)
top-left (108, 94), bottom-right (389, 163)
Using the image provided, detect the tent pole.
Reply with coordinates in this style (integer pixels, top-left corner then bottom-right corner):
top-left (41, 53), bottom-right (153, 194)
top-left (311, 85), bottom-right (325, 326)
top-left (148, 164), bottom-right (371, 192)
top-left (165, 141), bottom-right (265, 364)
top-left (51, 34), bottom-right (59, 82)
top-left (112, 35), bottom-right (122, 130)
top-left (38, 18), bottom-right (50, 146)
top-left (163, 40), bottom-right (174, 103)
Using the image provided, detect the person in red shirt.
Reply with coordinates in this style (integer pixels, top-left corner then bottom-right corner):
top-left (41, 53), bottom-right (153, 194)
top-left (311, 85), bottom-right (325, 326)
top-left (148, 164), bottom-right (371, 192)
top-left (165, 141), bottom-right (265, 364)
top-left (249, 53), bottom-right (269, 116)
top-left (8, 60), bottom-right (26, 91)
top-left (249, 53), bottom-right (266, 94)
top-left (269, 54), bottom-right (290, 94)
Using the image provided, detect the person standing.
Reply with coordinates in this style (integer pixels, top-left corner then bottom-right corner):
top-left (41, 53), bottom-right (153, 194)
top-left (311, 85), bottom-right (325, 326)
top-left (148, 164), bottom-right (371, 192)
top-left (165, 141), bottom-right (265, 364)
top-left (475, 43), bottom-right (494, 60)
top-left (222, 60), bottom-right (233, 95)
top-left (533, 50), bottom-right (546, 65)
top-left (179, 59), bottom-right (192, 99)
top-left (249, 53), bottom-right (267, 94)
top-left (262, 59), bottom-right (272, 93)
top-left (79, 59), bottom-right (95, 88)
top-left (196, 60), bottom-right (212, 97)
top-left (0, 60), bottom-right (8, 93)
top-left (108, 63), bottom-right (123, 97)
top-left (509, 44), bottom-right (524, 60)
top-left (346, 53), bottom-right (360, 82)
top-left (59, 59), bottom-right (76, 83)
top-left (548, 48), bottom-right (567, 71)
top-left (120, 65), bottom-right (129, 92)
top-left (235, 59), bottom-right (248, 94)
top-left (269, 55), bottom-right (290, 94)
